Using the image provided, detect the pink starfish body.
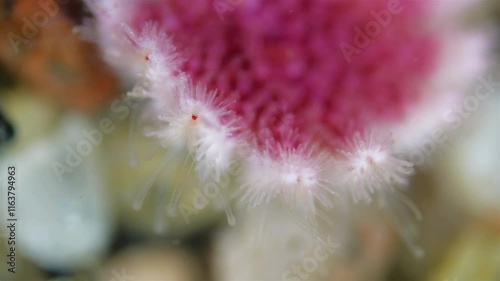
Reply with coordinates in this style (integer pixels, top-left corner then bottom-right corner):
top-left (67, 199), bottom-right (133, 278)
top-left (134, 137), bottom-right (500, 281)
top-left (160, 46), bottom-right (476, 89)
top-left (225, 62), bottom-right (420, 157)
top-left (83, 0), bottom-right (488, 217)
top-left (126, 0), bottom-right (439, 152)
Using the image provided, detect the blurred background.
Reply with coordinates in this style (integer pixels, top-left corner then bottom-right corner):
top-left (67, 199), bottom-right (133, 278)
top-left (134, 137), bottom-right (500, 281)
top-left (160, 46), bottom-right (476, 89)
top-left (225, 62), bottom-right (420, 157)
top-left (0, 1), bottom-right (499, 281)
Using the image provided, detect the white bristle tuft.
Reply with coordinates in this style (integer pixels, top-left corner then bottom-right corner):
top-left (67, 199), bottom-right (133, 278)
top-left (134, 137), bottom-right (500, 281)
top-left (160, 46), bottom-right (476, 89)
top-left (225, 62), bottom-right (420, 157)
top-left (122, 22), bottom-right (184, 101)
top-left (335, 131), bottom-right (415, 204)
top-left (147, 80), bottom-right (239, 182)
top-left (239, 144), bottom-right (336, 217)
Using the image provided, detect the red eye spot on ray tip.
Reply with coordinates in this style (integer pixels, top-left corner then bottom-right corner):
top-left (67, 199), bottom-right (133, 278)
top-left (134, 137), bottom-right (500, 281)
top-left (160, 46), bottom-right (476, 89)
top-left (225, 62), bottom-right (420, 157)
top-left (191, 114), bottom-right (198, 121)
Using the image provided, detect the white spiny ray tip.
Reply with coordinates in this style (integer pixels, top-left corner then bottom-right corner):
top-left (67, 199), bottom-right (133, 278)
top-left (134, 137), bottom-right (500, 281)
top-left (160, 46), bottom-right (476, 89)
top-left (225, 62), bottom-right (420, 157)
top-left (193, 119), bottom-right (238, 181)
top-left (336, 132), bottom-right (415, 204)
top-left (147, 81), bottom-right (239, 181)
top-left (122, 21), bottom-right (184, 99)
top-left (239, 144), bottom-right (336, 217)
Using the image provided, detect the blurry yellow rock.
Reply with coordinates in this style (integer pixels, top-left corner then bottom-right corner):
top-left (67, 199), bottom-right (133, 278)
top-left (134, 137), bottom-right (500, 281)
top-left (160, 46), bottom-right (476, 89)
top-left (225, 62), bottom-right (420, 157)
top-left (426, 223), bottom-right (500, 281)
top-left (99, 243), bottom-right (202, 281)
top-left (213, 202), bottom-right (400, 281)
top-left (0, 87), bottom-right (62, 150)
top-left (101, 104), bottom-right (235, 237)
top-left (213, 204), bottom-right (338, 281)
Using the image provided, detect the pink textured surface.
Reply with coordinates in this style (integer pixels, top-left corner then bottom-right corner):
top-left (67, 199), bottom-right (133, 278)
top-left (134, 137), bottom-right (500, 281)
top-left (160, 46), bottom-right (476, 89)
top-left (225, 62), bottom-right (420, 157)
top-left (128, 0), bottom-right (439, 153)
